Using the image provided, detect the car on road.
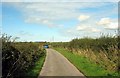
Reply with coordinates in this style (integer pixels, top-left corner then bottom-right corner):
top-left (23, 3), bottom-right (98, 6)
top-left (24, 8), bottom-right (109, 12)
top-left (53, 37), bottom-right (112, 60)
top-left (43, 44), bottom-right (49, 48)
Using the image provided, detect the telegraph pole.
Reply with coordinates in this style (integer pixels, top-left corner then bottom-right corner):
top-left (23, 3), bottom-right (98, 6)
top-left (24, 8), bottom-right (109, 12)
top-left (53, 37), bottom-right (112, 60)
top-left (50, 36), bottom-right (54, 42)
top-left (52, 36), bottom-right (54, 42)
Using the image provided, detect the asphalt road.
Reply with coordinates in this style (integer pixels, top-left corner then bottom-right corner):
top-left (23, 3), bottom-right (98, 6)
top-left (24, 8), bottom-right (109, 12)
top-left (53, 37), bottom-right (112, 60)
top-left (39, 48), bottom-right (85, 76)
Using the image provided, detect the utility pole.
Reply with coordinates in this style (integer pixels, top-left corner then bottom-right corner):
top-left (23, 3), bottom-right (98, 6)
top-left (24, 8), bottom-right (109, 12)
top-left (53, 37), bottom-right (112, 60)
top-left (50, 36), bottom-right (54, 42)
top-left (52, 36), bottom-right (54, 42)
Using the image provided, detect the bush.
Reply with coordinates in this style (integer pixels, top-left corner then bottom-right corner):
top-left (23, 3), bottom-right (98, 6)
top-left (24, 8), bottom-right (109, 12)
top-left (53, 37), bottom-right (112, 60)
top-left (2, 34), bottom-right (45, 78)
top-left (50, 35), bottom-right (119, 73)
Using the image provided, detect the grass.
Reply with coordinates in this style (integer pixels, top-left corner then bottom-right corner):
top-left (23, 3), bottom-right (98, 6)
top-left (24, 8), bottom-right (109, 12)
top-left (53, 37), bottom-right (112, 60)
top-left (54, 48), bottom-right (119, 77)
top-left (50, 36), bottom-right (118, 73)
top-left (26, 53), bottom-right (46, 78)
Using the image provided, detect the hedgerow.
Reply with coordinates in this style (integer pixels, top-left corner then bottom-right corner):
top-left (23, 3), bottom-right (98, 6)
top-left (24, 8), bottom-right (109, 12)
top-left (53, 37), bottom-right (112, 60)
top-left (51, 35), bottom-right (119, 74)
top-left (2, 34), bottom-right (45, 78)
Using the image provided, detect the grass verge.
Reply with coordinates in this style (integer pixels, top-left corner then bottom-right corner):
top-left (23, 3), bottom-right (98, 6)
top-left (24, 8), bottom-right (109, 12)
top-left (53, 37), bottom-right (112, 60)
top-left (25, 52), bottom-right (46, 78)
top-left (54, 48), bottom-right (119, 77)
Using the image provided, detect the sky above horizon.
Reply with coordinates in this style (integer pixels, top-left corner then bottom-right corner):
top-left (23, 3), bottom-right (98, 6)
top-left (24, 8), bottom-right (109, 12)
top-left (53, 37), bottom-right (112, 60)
top-left (1, 2), bottom-right (118, 42)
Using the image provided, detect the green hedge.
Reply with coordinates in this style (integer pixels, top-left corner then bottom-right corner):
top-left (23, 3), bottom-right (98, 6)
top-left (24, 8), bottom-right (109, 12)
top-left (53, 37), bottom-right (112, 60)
top-left (2, 34), bottom-right (45, 78)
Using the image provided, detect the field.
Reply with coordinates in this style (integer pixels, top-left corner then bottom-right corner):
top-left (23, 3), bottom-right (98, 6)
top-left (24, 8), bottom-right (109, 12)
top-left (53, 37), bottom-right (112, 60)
top-left (2, 34), bottom-right (46, 78)
top-left (51, 35), bottom-right (119, 76)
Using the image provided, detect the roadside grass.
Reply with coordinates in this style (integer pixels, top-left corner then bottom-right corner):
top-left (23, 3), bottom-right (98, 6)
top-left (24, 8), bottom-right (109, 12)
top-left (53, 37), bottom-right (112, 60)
top-left (54, 48), bottom-right (119, 77)
top-left (25, 52), bottom-right (46, 78)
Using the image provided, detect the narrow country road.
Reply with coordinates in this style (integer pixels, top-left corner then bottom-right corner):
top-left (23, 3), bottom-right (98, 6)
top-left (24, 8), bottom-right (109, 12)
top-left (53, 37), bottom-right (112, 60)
top-left (39, 48), bottom-right (85, 77)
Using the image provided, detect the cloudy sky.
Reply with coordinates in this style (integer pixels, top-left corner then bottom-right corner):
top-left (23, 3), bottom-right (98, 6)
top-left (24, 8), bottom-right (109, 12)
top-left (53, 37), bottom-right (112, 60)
top-left (1, 1), bottom-right (118, 42)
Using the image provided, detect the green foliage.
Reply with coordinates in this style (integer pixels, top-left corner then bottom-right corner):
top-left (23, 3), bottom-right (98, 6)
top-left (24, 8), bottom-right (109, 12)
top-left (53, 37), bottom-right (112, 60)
top-left (2, 34), bottom-right (45, 78)
top-left (51, 35), bottom-right (119, 75)
top-left (26, 53), bottom-right (46, 77)
top-left (55, 48), bottom-right (119, 77)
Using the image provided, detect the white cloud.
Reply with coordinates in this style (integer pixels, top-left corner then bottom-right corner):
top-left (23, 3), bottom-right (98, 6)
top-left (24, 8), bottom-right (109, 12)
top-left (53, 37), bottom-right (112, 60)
top-left (105, 22), bottom-right (118, 30)
top-left (97, 17), bottom-right (118, 30)
top-left (61, 25), bottom-right (101, 39)
top-left (24, 16), bottom-right (56, 27)
top-left (5, 2), bottom-right (115, 27)
top-left (16, 31), bottom-right (33, 37)
top-left (21, 3), bottom-right (80, 21)
top-left (90, 28), bottom-right (101, 32)
top-left (2, 0), bottom-right (21, 2)
top-left (78, 15), bottom-right (90, 21)
top-left (67, 30), bottom-right (72, 33)
top-left (76, 25), bottom-right (89, 31)
top-left (2, 0), bottom-right (119, 2)
top-left (42, 20), bottom-right (49, 24)
top-left (97, 18), bottom-right (111, 25)
top-left (2, 1), bottom-right (118, 42)
top-left (2, 2), bottom-right (117, 34)
top-left (76, 25), bottom-right (101, 32)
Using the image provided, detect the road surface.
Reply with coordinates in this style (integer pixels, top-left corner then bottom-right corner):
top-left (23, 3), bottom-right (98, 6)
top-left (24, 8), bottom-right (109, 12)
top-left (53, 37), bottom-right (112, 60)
top-left (39, 48), bottom-right (85, 77)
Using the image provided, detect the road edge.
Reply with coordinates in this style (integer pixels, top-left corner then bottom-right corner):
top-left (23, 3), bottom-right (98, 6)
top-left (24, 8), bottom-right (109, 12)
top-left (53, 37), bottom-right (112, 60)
top-left (52, 49), bottom-right (85, 77)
